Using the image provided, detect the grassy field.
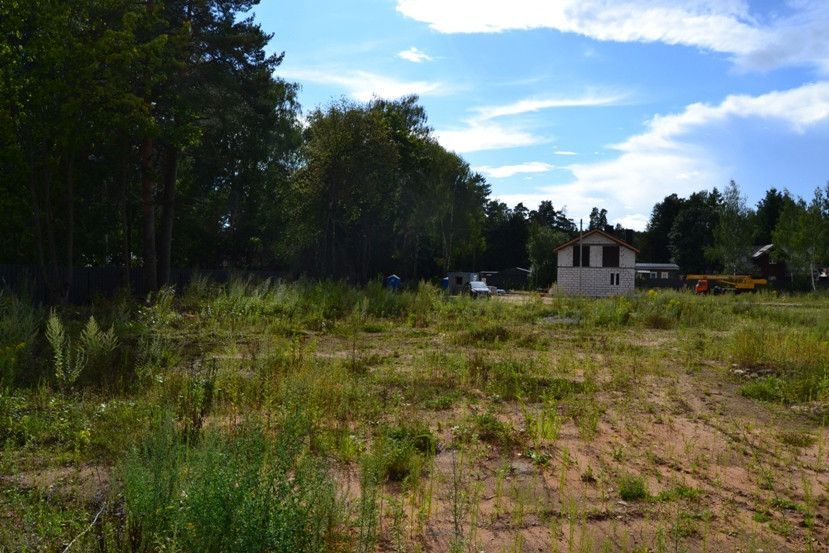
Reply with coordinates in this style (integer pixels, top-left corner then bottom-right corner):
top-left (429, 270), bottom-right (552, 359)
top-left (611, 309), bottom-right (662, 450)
top-left (1, 280), bottom-right (828, 552)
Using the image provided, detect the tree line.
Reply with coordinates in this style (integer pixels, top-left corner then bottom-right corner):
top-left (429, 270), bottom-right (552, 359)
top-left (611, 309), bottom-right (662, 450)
top-left (2, 1), bottom-right (827, 300)
top-left (0, 0), bottom-right (580, 299)
top-left (638, 181), bottom-right (829, 290)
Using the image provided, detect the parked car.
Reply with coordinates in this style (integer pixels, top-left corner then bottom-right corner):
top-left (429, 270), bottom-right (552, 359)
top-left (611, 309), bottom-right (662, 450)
top-left (466, 280), bottom-right (492, 299)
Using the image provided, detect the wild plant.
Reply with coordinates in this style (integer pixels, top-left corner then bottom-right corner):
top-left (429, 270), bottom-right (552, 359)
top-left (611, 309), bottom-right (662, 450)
top-left (510, 479), bottom-right (533, 527)
top-left (347, 297), bottom-right (369, 373)
top-left (45, 310), bottom-right (86, 389)
top-left (357, 449), bottom-right (382, 553)
top-left (494, 459), bottom-right (509, 522)
top-left (79, 316), bottom-right (118, 374)
top-left (121, 409), bottom-right (340, 553)
top-left (388, 494), bottom-right (407, 553)
top-left (410, 453), bottom-right (435, 539)
top-left (618, 474), bottom-right (648, 501)
top-left (467, 479), bottom-right (483, 550)
top-left (449, 449), bottom-right (468, 552)
top-left (0, 291), bottom-right (39, 386)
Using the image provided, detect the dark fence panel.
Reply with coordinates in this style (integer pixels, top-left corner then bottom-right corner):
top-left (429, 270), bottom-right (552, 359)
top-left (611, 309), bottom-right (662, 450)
top-left (0, 265), bottom-right (284, 304)
top-left (635, 277), bottom-right (688, 290)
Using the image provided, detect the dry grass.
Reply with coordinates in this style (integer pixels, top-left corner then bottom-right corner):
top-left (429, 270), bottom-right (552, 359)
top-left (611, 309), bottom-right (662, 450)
top-left (2, 284), bottom-right (829, 551)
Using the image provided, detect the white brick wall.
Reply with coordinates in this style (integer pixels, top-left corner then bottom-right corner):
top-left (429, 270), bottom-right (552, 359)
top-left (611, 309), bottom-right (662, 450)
top-left (556, 235), bottom-right (636, 296)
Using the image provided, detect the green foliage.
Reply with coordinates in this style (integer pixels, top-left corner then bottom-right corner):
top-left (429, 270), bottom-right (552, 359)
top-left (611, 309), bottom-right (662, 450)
top-left (731, 325), bottom-right (829, 403)
top-left (773, 185), bottom-right (829, 291)
top-left (0, 291), bottom-right (39, 385)
top-left (777, 430), bottom-right (816, 448)
top-left (667, 189), bottom-right (721, 274)
top-left (527, 225), bottom-right (570, 288)
top-left (657, 484), bottom-right (702, 502)
top-left (376, 423), bottom-right (436, 483)
top-left (457, 411), bottom-right (517, 448)
top-left (709, 180), bottom-right (753, 274)
top-left (45, 310), bottom-right (119, 389)
top-left (0, 485), bottom-right (88, 552)
top-left (46, 310), bottom-right (87, 389)
top-left (120, 415), bottom-right (340, 553)
top-left (618, 474), bottom-right (649, 501)
top-left (0, 389), bottom-right (87, 450)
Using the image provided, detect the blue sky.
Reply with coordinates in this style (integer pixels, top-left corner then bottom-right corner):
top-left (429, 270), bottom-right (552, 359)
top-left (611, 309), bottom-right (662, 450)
top-left (254, 0), bottom-right (829, 229)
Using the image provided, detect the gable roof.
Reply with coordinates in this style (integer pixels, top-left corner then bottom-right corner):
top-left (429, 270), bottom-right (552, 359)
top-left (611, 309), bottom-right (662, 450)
top-left (554, 229), bottom-right (639, 253)
top-left (635, 263), bottom-right (679, 271)
top-left (752, 244), bottom-right (773, 259)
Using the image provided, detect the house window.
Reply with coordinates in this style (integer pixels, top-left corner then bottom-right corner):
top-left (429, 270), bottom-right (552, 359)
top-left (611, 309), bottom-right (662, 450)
top-left (649, 271), bottom-right (657, 279)
top-left (661, 272), bottom-right (669, 279)
top-left (602, 245), bottom-right (620, 267)
top-left (610, 272), bottom-right (620, 286)
top-left (572, 245), bottom-right (590, 267)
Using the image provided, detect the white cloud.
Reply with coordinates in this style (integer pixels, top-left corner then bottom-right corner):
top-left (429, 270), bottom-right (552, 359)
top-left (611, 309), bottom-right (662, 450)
top-left (473, 93), bottom-right (624, 120)
top-left (396, 0), bottom-right (829, 72)
top-left (435, 91), bottom-right (621, 153)
top-left (398, 47), bottom-right (433, 63)
top-left (474, 162), bottom-right (555, 178)
top-left (493, 82), bottom-right (829, 230)
top-left (280, 68), bottom-right (444, 102)
top-left (554, 150), bottom-right (578, 156)
top-left (434, 122), bottom-right (544, 153)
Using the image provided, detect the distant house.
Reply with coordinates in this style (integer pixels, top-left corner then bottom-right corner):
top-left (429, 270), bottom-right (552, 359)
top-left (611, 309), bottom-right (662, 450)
top-left (555, 229), bottom-right (638, 296)
top-left (447, 271), bottom-right (479, 294)
top-left (635, 262), bottom-right (682, 289)
top-left (751, 244), bottom-right (787, 282)
top-left (480, 267), bottom-right (531, 291)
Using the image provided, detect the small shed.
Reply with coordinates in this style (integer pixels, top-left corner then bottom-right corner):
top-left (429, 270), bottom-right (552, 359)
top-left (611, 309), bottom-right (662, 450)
top-left (447, 271), bottom-right (479, 294)
top-left (751, 244), bottom-right (787, 282)
top-left (384, 274), bottom-right (401, 290)
top-left (635, 263), bottom-right (682, 289)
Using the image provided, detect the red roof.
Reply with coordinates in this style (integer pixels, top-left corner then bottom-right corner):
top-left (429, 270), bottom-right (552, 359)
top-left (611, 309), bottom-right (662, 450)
top-left (554, 229), bottom-right (639, 253)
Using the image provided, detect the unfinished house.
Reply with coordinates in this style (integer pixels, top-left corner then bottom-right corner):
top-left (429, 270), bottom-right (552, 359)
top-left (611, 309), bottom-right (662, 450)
top-left (555, 229), bottom-right (638, 296)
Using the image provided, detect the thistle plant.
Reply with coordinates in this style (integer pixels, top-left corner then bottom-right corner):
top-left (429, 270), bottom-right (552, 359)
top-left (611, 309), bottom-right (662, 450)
top-left (79, 315), bottom-right (118, 357)
top-left (46, 310), bottom-right (86, 389)
top-left (46, 312), bottom-right (117, 389)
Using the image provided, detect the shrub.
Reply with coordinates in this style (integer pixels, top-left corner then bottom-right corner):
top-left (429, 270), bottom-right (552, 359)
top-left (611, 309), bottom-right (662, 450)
top-left (619, 475), bottom-right (648, 501)
top-left (458, 411), bottom-right (516, 448)
top-left (740, 377), bottom-right (784, 402)
top-left (778, 431), bottom-right (816, 448)
top-left (0, 292), bottom-right (40, 386)
top-left (377, 423), bottom-right (436, 483)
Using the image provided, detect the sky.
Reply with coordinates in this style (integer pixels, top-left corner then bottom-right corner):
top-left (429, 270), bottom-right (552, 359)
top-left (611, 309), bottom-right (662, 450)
top-left (253, 0), bottom-right (829, 230)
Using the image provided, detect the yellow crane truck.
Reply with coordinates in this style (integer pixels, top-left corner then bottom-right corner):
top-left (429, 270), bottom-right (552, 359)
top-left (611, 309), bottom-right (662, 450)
top-left (686, 274), bottom-right (768, 294)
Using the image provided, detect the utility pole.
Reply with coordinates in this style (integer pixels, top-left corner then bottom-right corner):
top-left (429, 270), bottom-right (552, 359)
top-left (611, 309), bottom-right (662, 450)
top-left (578, 218), bottom-right (583, 296)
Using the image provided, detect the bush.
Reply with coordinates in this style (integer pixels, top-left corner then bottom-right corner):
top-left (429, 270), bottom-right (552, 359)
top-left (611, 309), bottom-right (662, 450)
top-left (740, 377), bottom-right (784, 402)
top-left (457, 411), bottom-right (516, 448)
top-left (0, 292), bottom-right (40, 386)
top-left (619, 474), bottom-right (648, 501)
top-left (377, 423), bottom-right (436, 483)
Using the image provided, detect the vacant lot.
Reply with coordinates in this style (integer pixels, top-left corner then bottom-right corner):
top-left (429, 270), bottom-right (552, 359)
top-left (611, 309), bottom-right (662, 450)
top-left (1, 281), bottom-right (827, 552)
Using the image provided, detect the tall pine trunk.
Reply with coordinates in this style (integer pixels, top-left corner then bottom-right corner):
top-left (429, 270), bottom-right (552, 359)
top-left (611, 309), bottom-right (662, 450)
top-left (63, 153), bottom-right (75, 303)
top-left (117, 151), bottom-right (131, 290)
top-left (40, 165), bottom-right (61, 302)
top-left (158, 145), bottom-right (178, 285)
top-left (140, 138), bottom-right (157, 292)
